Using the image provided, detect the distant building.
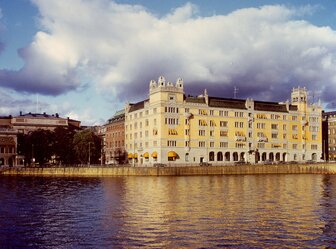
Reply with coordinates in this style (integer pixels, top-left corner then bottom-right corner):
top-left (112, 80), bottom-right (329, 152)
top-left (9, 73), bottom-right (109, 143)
top-left (0, 127), bottom-right (18, 166)
top-left (10, 112), bottom-right (81, 134)
top-left (0, 112), bottom-right (81, 166)
top-left (104, 110), bottom-right (125, 165)
top-left (322, 111), bottom-right (336, 161)
top-left (125, 76), bottom-right (322, 166)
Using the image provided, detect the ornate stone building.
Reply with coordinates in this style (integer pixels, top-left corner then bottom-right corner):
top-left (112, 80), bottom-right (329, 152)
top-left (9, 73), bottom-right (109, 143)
top-left (125, 76), bottom-right (322, 166)
top-left (0, 112), bottom-right (81, 166)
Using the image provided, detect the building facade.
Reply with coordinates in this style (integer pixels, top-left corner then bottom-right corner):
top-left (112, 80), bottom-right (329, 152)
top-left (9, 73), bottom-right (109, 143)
top-left (0, 128), bottom-right (18, 166)
top-left (0, 112), bottom-right (81, 166)
top-left (322, 111), bottom-right (336, 161)
top-left (104, 110), bottom-right (126, 165)
top-left (10, 112), bottom-right (81, 134)
top-left (125, 76), bottom-right (322, 166)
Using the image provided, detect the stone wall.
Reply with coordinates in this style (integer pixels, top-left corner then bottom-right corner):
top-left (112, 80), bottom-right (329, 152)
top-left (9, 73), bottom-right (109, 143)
top-left (1, 163), bottom-right (336, 177)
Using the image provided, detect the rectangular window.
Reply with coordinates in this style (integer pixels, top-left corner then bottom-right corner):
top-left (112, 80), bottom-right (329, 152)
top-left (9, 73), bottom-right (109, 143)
top-left (271, 124), bottom-right (278, 129)
top-left (199, 130), bottom-right (205, 136)
top-left (220, 121), bottom-right (228, 127)
top-left (220, 142), bottom-right (228, 148)
top-left (235, 112), bottom-right (244, 117)
top-left (219, 110), bottom-right (228, 116)
top-left (257, 143), bottom-right (265, 148)
top-left (311, 144), bottom-right (318, 150)
top-left (199, 141), bottom-right (206, 147)
top-left (257, 123), bottom-right (266, 129)
top-left (199, 119), bottom-right (207, 126)
top-left (234, 122), bottom-right (244, 128)
top-left (210, 142), bottom-right (214, 148)
top-left (167, 140), bottom-right (177, 147)
top-left (220, 131), bottom-right (228, 137)
top-left (199, 109), bottom-right (207, 115)
top-left (271, 133), bottom-right (278, 139)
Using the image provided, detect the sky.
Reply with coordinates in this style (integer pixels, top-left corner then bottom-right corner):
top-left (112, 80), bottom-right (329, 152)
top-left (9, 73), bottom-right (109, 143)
top-left (1, 0), bottom-right (336, 125)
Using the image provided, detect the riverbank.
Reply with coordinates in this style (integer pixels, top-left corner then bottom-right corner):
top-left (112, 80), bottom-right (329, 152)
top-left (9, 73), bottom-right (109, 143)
top-left (1, 163), bottom-right (336, 176)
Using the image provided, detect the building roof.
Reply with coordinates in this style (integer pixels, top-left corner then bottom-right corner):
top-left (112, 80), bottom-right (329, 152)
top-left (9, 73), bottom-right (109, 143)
top-left (185, 96), bottom-right (206, 104)
top-left (18, 112), bottom-right (61, 119)
top-left (129, 100), bottom-right (147, 113)
top-left (107, 110), bottom-right (125, 123)
top-left (323, 111), bottom-right (336, 117)
top-left (208, 97), bottom-right (247, 109)
top-left (254, 101), bottom-right (288, 113)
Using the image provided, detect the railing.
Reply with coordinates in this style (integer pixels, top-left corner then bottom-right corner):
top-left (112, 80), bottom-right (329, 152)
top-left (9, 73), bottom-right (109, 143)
top-left (235, 136), bottom-right (246, 141)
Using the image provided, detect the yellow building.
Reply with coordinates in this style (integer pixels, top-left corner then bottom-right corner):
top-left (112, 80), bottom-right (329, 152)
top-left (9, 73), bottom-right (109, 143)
top-left (125, 77), bottom-right (322, 166)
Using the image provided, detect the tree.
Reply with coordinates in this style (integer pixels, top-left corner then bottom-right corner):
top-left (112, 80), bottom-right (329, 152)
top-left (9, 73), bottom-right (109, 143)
top-left (73, 129), bottom-right (101, 165)
top-left (53, 127), bottom-right (78, 165)
top-left (18, 129), bottom-right (54, 166)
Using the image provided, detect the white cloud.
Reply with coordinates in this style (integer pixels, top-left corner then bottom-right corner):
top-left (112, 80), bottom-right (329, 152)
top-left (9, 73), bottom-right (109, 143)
top-left (1, 1), bottom-right (336, 106)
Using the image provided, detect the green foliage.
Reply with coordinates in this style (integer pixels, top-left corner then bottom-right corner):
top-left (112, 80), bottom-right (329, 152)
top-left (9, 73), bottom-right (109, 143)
top-left (53, 127), bottom-right (78, 165)
top-left (17, 129), bottom-right (53, 165)
top-left (17, 127), bottom-right (102, 166)
top-left (73, 129), bottom-right (102, 165)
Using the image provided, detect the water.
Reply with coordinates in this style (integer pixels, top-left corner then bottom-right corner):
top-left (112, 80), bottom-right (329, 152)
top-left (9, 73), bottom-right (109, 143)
top-left (0, 174), bottom-right (336, 248)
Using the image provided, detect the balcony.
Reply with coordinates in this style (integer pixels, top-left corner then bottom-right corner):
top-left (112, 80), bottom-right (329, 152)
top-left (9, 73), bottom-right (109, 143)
top-left (258, 137), bottom-right (268, 142)
top-left (235, 136), bottom-right (246, 142)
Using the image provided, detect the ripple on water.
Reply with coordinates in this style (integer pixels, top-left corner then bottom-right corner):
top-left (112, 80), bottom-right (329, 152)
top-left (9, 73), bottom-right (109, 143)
top-left (0, 175), bottom-right (335, 248)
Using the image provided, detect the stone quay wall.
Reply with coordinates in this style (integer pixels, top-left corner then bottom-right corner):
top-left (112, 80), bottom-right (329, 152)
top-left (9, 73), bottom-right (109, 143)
top-left (1, 163), bottom-right (336, 177)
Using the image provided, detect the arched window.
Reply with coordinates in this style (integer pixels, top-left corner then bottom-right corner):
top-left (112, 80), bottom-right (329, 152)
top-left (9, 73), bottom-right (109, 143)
top-left (282, 153), bottom-right (287, 162)
top-left (240, 152), bottom-right (245, 161)
top-left (225, 152), bottom-right (230, 161)
top-left (209, 152), bottom-right (215, 161)
top-left (217, 152), bottom-right (223, 161)
top-left (233, 152), bottom-right (239, 161)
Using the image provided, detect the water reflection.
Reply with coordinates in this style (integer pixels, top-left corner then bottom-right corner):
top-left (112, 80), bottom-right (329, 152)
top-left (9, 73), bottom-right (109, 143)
top-left (320, 175), bottom-right (336, 247)
top-left (0, 175), bottom-right (335, 248)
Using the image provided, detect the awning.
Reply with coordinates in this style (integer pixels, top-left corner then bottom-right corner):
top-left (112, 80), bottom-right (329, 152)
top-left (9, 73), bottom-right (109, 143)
top-left (168, 151), bottom-right (177, 158)
top-left (151, 152), bottom-right (158, 158)
top-left (128, 153), bottom-right (133, 159)
top-left (134, 153), bottom-right (138, 159)
top-left (143, 152), bottom-right (149, 158)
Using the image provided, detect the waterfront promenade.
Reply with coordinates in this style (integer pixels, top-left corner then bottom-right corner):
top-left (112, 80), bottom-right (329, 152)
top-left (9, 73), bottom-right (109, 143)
top-left (1, 163), bottom-right (336, 177)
